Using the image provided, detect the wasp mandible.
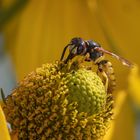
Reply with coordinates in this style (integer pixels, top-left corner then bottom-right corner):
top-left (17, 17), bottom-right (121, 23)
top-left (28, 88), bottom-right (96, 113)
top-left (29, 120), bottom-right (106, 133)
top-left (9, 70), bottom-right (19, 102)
top-left (60, 37), bottom-right (133, 93)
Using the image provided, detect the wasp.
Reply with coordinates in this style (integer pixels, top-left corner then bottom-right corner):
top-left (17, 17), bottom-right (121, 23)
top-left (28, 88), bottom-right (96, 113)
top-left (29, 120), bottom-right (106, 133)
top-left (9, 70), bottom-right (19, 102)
top-left (60, 37), bottom-right (133, 93)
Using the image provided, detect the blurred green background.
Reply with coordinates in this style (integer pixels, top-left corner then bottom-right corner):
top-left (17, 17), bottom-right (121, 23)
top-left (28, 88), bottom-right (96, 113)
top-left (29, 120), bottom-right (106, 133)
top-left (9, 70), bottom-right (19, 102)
top-left (0, 0), bottom-right (140, 140)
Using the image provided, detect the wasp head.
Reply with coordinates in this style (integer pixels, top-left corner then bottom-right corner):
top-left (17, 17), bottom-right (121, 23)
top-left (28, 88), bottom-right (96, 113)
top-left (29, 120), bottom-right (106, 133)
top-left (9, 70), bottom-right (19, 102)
top-left (69, 37), bottom-right (86, 55)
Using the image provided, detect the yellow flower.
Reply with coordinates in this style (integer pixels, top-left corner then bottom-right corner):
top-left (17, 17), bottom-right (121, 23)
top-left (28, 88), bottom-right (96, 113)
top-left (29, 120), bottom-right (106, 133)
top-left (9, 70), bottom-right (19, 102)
top-left (1, 0), bottom-right (139, 140)
top-left (3, 61), bottom-right (113, 139)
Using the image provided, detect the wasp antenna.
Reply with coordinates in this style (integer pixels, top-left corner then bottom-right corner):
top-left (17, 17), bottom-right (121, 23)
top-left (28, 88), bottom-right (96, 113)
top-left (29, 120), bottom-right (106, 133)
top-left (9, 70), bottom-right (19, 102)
top-left (60, 44), bottom-right (71, 61)
top-left (0, 88), bottom-right (6, 104)
top-left (64, 45), bottom-right (77, 63)
top-left (64, 53), bottom-right (72, 63)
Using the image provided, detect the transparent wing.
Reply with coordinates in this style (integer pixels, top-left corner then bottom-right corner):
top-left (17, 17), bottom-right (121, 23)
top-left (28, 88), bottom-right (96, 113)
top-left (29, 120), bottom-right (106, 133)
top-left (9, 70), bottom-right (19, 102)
top-left (94, 47), bottom-right (133, 67)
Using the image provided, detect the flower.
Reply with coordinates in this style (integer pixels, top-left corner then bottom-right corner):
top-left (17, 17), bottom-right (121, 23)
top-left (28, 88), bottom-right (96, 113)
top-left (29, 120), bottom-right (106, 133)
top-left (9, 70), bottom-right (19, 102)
top-left (3, 60), bottom-right (114, 140)
top-left (1, 0), bottom-right (139, 140)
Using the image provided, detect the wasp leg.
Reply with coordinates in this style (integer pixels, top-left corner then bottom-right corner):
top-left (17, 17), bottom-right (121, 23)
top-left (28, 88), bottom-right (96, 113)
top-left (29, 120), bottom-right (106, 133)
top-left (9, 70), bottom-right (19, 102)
top-left (97, 63), bottom-right (109, 93)
top-left (97, 60), bottom-right (116, 93)
top-left (84, 54), bottom-right (92, 62)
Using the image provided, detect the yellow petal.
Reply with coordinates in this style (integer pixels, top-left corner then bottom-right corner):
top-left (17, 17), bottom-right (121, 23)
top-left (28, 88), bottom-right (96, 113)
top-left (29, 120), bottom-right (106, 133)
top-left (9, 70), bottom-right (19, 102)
top-left (104, 90), bottom-right (126, 140)
top-left (128, 65), bottom-right (140, 107)
top-left (4, 0), bottom-right (111, 80)
top-left (0, 104), bottom-right (11, 140)
top-left (104, 91), bottom-right (135, 140)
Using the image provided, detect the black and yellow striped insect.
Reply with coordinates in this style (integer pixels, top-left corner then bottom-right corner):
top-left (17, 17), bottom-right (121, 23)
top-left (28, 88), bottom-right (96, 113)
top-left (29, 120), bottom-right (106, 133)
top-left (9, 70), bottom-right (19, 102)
top-left (61, 37), bottom-right (133, 93)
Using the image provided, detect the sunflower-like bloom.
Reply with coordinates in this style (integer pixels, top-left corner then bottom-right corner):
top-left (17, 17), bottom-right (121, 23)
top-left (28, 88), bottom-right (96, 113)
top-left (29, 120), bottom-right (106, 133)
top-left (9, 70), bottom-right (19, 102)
top-left (3, 60), bottom-right (114, 140)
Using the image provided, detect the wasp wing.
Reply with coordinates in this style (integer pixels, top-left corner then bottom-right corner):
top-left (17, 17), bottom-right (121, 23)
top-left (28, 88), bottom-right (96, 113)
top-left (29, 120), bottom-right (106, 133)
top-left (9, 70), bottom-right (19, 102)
top-left (94, 47), bottom-right (133, 67)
